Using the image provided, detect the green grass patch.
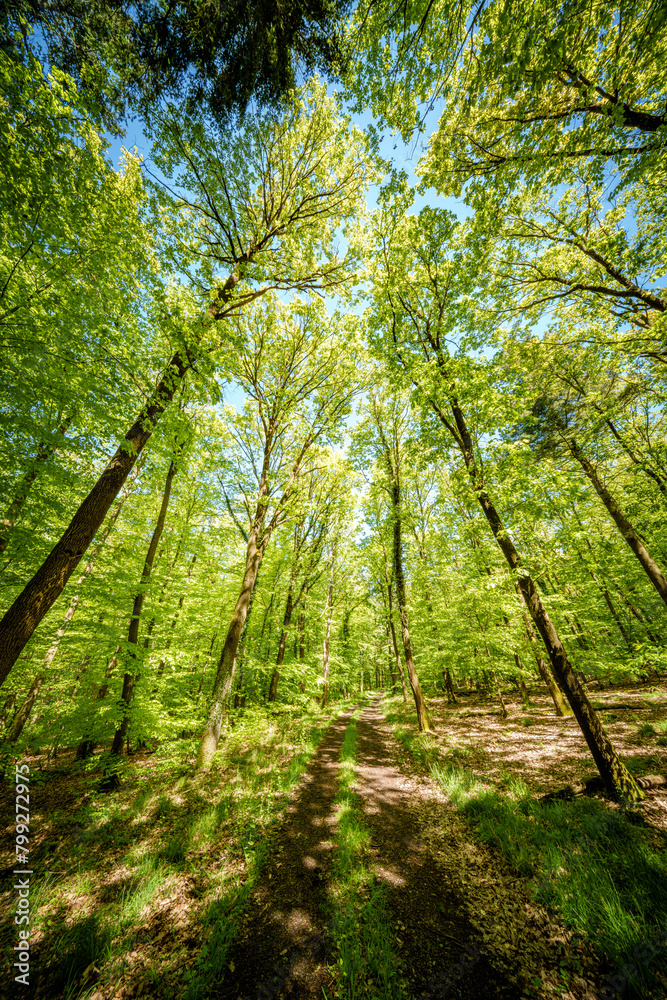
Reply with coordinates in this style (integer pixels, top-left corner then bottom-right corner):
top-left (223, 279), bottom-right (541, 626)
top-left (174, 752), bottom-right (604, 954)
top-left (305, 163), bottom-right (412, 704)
top-left (27, 702), bottom-right (345, 1000)
top-left (328, 713), bottom-right (406, 1000)
top-left (389, 707), bottom-right (667, 1000)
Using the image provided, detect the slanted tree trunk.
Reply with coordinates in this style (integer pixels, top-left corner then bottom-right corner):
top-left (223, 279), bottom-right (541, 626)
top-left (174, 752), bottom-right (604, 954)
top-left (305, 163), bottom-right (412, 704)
top-left (110, 457), bottom-right (179, 758)
top-left (434, 394), bottom-right (642, 800)
top-left (514, 582), bottom-right (571, 716)
top-left (0, 693), bottom-right (16, 726)
top-left (0, 269), bottom-right (244, 685)
top-left (5, 674), bottom-right (45, 743)
top-left (564, 434), bottom-right (667, 607)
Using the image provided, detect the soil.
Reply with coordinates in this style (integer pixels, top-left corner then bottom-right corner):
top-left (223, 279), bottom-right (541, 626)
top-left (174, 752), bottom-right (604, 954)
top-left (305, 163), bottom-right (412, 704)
top-left (219, 697), bottom-right (614, 1000)
top-left (2, 682), bottom-right (664, 1000)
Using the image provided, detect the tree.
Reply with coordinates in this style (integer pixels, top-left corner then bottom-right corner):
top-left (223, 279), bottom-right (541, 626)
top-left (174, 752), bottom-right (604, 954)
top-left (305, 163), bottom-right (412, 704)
top-left (366, 201), bottom-right (644, 800)
top-left (0, 79), bottom-right (374, 685)
top-left (3, 0), bottom-right (353, 131)
top-left (196, 295), bottom-right (361, 768)
top-left (349, 0), bottom-right (667, 195)
top-left (353, 391), bottom-right (433, 731)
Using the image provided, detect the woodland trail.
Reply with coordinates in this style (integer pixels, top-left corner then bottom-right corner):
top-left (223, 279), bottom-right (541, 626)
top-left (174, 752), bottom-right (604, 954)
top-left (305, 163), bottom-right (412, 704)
top-left (219, 698), bottom-right (602, 1000)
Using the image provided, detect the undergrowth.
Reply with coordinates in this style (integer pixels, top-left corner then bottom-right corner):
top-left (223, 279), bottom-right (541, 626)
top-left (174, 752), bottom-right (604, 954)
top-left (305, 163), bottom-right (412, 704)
top-left (383, 696), bottom-right (667, 1000)
top-left (1, 701), bottom-right (346, 999)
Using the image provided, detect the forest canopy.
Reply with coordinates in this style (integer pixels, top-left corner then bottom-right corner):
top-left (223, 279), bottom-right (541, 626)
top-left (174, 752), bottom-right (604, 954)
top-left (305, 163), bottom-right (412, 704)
top-left (2, 4), bottom-right (667, 999)
top-left (1, 0), bottom-right (666, 802)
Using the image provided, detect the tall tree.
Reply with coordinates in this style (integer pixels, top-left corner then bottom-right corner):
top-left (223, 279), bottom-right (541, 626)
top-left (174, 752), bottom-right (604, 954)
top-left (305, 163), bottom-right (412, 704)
top-left (367, 203), bottom-right (644, 800)
top-left (0, 79), bottom-right (374, 684)
top-left (196, 296), bottom-right (360, 768)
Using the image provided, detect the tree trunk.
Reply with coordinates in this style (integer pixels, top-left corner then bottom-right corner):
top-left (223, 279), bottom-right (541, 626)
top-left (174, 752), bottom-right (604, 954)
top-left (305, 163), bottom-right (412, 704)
top-left (385, 624), bottom-right (397, 691)
top-left (0, 692), bottom-right (16, 726)
top-left (321, 547), bottom-right (335, 709)
top-left (514, 584), bottom-right (571, 715)
top-left (196, 514), bottom-right (270, 770)
top-left (298, 599), bottom-right (308, 661)
top-left (387, 584), bottom-right (409, 702)
top-left (0, 268), bottom-right (244, 685)
top-left (268, 558), bottom-right (300, 702)
top-left (110, 457), bottom-right (178, 757)
top-left (391, 481), bottom-right (432, 731)
top-left (565, 435), bottom-right (667, 607)
top-left (6, 674), bottom-right (45, 743)
top-left (435, 394), bottom-right (641, 800)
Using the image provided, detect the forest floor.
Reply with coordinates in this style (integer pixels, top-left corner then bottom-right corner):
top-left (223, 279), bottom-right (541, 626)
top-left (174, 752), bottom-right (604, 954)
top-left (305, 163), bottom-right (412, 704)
top-left (0, 682), bottom-right (666, 1000)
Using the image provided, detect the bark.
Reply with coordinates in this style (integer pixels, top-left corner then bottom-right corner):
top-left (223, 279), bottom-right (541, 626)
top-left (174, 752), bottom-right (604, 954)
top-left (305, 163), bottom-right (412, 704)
top-left (298, 600), bottom-right (308, 661)
top-left (268, 559), bottom-right (299, 702)
top-left (390, 479), bottom-right (432, 731)
top-left (196, 506), bottom-right (271, 770)
top-left (564, 434), bottom-right (667, 607)
top-left (5, 674), bottom-right (45, 743)
top-left (0, 412), bottom-right (74, 555)
top-left (444, 667), bottom-right (457, 704)
top-left (615, 584), bottom-right (660, 643)
top-left (320, 546), bottom-right (335, 709)
top-left (110, 457), bottom-right (178, 757)
top-left (388, 587), bottom-right (409, 703)
top-left (0, 692), bottom-right (16, 725)
top-left (385, 625), bottom-right (397, 691)
top-left (432, 393), bottom-right (641, 799)
top-left (0, 268), bottom-right (244, 686)
top-left (380, 536), bottom-right (408, 704)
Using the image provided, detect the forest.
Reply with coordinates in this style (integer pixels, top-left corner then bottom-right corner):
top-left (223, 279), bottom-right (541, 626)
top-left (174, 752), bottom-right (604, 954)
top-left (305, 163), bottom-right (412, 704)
top-left (0, 1), bottom-right (666, 998)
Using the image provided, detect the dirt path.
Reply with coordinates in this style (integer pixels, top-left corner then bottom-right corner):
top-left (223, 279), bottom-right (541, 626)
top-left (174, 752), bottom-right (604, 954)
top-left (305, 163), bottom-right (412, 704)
top-left (218, 707), bottom-right (355, 999)
top-left (353, 698), bottom-right (600, 999)
top-left (221, 699), bottom-right (600, 999)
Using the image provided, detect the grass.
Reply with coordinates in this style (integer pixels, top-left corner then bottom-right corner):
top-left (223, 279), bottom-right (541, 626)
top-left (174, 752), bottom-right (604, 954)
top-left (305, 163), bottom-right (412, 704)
top-left (328, 710), bottom-right (406, 1000)
top-left (386, 700), bottom-right (667, 1000)
top-left (5, 700), bottom-right (348, 1000)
